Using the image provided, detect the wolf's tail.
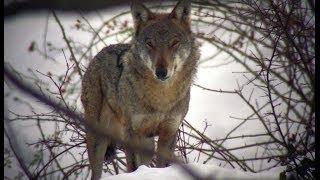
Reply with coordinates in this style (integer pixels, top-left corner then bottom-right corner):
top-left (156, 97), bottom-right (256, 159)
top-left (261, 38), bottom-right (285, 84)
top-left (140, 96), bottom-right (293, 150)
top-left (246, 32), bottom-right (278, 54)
top-left (104, 144), bottom-right (116, 163)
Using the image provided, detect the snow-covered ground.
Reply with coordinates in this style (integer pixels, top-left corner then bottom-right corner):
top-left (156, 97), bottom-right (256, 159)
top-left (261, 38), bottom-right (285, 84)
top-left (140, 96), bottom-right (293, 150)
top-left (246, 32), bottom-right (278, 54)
top-left (102, 163), bottom-right (279, 180)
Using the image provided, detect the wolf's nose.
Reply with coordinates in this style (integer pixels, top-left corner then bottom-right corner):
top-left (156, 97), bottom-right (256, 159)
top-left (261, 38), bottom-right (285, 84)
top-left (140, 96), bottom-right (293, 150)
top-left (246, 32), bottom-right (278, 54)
top-left (155, 68), bottom-right (168, 80)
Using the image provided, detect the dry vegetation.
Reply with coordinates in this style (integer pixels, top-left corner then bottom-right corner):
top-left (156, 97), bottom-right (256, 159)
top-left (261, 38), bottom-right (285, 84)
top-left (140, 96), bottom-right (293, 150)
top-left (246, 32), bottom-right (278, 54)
top-left (4, 0), bottom-right (315, 179)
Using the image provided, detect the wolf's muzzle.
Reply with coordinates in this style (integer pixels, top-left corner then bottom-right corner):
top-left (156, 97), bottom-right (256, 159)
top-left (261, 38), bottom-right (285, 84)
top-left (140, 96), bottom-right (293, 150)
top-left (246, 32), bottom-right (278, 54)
top-left (155, 67), bottom-right (168, 81)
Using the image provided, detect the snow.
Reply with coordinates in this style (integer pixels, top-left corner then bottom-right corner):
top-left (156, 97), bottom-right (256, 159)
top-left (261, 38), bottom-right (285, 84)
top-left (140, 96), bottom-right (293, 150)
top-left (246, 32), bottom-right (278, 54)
top-left (102, 163), bottom-right (279, 180)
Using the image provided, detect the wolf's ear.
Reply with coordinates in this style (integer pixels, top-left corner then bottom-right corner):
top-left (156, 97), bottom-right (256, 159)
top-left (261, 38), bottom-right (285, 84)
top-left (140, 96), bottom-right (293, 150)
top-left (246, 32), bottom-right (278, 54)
top-left (169, 0), bottom-right (191, 23)
top-left (131, 0), bottom-right (154, 26)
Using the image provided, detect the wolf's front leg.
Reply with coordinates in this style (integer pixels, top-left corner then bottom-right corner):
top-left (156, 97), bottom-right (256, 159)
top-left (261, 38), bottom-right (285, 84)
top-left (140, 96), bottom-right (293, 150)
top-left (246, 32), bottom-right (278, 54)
top-left (124, 135), bottom-right (155, 172)
top-left (135, 137), bottom-right (155, 166)
top-left (156, 120), bottom-right (180, 167)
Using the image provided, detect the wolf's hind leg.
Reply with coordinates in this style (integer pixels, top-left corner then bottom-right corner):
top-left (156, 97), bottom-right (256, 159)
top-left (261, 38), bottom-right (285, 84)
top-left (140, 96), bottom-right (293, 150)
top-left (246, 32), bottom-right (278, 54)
top-left (124, 146), bottom-right (138, 172)
top-left (87, 133), bottom-right (109, 180)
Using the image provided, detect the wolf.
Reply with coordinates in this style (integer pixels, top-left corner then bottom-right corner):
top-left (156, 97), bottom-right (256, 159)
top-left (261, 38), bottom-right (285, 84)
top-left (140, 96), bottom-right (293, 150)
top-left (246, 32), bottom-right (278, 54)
top-left (81, 0), bottom-right (200, 179)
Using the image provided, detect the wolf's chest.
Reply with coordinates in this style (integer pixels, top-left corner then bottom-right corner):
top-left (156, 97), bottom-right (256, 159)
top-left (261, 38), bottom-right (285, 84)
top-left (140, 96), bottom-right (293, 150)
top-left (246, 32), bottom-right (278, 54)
top-left (130, 113), bottom-right (165, 136)
top-left (139, 80), bottom-right (186, 112)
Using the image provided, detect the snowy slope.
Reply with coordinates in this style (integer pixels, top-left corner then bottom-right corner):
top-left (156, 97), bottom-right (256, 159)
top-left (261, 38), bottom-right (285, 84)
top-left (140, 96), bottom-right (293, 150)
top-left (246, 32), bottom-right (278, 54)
top-left (102, 163), bottom-right (279, 180)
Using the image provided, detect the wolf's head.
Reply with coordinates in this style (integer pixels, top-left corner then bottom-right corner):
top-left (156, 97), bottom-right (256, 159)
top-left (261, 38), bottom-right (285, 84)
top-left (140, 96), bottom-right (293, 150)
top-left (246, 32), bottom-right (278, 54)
top-left (131, 0), bottom-right (194, 81)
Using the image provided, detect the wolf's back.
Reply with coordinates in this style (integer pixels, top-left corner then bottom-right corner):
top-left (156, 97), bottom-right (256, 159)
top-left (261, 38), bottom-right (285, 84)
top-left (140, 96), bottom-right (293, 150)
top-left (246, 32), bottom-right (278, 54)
top-left (92, 43), bottom-right (131, 93)
top-left (81, 43), bottom-right (131, 120)
top-left (94, 43), bottom-right (131, 76)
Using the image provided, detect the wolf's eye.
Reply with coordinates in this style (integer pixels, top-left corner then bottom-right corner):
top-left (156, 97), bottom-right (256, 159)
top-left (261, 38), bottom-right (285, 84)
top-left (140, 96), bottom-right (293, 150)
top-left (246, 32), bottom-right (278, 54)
top-left (170, 38), bottom-right (180, 48)
top-left (146, 40), bottom-right (153, 48)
